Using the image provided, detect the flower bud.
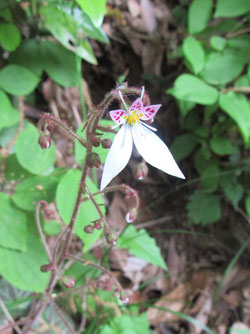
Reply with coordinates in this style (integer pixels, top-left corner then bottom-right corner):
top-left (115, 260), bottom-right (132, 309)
top-left (104, 228), bottom-right (118, 246)
top-left (40, 263), bottom-right (54, 272)
top-left (126, 208), bottom-right (137, 223)
top-left (61, 276), bottom-right (75, 289)
top-left (93, 219), bottom-right (102, 230)
top-left (38, 134), bottom-right (51, 149)
top-left (135, 161), bottom-right (148, 180)
top-left (84, 225), bottom-right (94, 234)
top-left (47, 120), bottom-right (56, 132)
top-left (101, 138), bottom-right (112, 149)
top-left (85, 152), bottom-right (101, 168)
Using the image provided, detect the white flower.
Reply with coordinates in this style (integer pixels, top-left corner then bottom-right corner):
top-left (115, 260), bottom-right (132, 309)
top-left (100, 89), bottom-right (185, 190)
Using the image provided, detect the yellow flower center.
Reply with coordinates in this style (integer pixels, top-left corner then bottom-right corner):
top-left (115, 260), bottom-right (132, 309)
top-left (124, 110), bottom-right (143, 125)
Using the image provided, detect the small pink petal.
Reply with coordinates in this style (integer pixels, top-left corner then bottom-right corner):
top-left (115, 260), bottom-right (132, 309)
top-left (140, 104), bottom-right (161, 121)
top-left (110, 109), bottom-right (128, 124)
top-left (130, 98), bottom-right (144, 113)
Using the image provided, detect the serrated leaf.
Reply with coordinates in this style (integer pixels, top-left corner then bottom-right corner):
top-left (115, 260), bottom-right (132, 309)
top-left (188, 0), bottom-right (213, 34)
top-left (168, 74), bottom-right (218, 105)
top-left (170, 133), bottom-right (197, 161)
top-left (0, 193), bottom-right (28, 251)
top-left (219, 92), bottom-right (250, 147)
top-left (201, 163), bottom-right (220, 193)
top-left (220, 175), bottom-right (243, 209)
top-left (187, 190), bottom-right (221, 225)
top-left (16, 123), bottom-right (56, 174)
top-left (201, 49), bottom-right (247, 85)
top-left (8, 39), bottom-right (43, 76)
top-left (0, 22), bottom-right (21, 51)
top-left (210, 137), bottom-right (237, 155)
top-left (117, 225), bottom-right (167, 270)
top-left (214, 0), bottom-right (250, 18)
top-left (210, 36), bottom-right (227, 51)
top-left (56, 169), bottom-right (104, 251)
top-left (13, 176), bottom-right (58, 211)
top-left (0, 90), bottom-right (19, 131)
top-left (41, 41), bottom-right (78, 87)
top-left (75, 0), bottom-right (107, 26)
top-left (183, 36), bottom-right (205, 74)
top-left (0, 65), bottom-right (39, 95)
top-left (0, 235), bottom-right (50, 292)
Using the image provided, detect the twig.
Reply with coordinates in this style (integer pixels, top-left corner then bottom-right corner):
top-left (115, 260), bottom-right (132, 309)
top-left (50, 298), bottom-right (75, 334)
top-left (226, 27), bottom-right (250, 38)
top-left (0, 297), bottom-right (23, 334)
top-left (220, 86), bottom-right (250, 94)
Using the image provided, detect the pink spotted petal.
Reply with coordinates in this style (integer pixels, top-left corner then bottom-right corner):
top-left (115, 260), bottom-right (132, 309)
top-left (129, 98), bottom-right (144, 113)
top-left (110, 109), bottom-right (128, 124)
top-left (140, 104), bottom-right (162, 121)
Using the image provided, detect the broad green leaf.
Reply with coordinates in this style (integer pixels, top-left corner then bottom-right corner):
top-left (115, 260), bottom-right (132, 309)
top-left (56, 169), bottom-right (104, 251)
top-left (210, 137), bottom-right (237, 155)
top-left (210, 36), bottom-right (227, 51)
top-left (183, 36), bottom-right (205, 74)
top-left (5, 154), bottom-right (31, 181)
top-left (40, 5), bottom-right (97, 64)
top-left (245, 194), bottom-right (250, 217)
top-left (227, 35), bottom-right (250, 52)
top-left (0, 23), bottom-right (21, 51)
top-left (177, 100), bottom-right (195, 117)
top-left (194, 149), bottom-right (211, 175)
top-left (13, 176), bottom-right (58, 211)
top-left (0, 65), bottom-right (39, 95)
top-left (0, 235), bottom-right (50, 292)
top-left (0, 90), bottom-right (19, 131)
top-left (188, 0), bottom-right (213, 34)
top-left (219, 92), bottom-right (250, 147)
top-left (168, 74), bottom-right (218, 105)
top-left (183, 111), bottom-right (200, 131)
top-left (0, 193), bottom-right (28, 251)
top-left (214, 0), bottom-right (250, 18)
top-left (201, 49), bottom-right (247, 85)
top-left (43, 220), bottom-right (61, 236)
top-left (170, 133), bottom-right (197, 161)
top-left (41, 41), bottom-right (78, 87)
top-left (75, 119), bottom-right (115, 164)
top-left (75, 0), bottom-right (107, 26)
top-left (220, 175), bottom-right (243, 209)
top-left (100, 313), bottom-right (150, 334)
top-left (16, 123), bottom-right (56, 174)
top-left (201, 163), bottom-right (219, 193)
top-left (117, 225), bottom-right (167, 270)
top-left (187, 190), bottom-right (221, 225)
top-left (8, 39), bottom-right (43, 76)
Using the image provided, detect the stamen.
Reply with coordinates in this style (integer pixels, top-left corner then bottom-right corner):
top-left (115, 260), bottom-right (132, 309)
top-left (140, 86), bottom-right (145, 101)
top-left (141, 122), bottom-right (157, 131)
top-left (119, 91), bottom-right (129, 112)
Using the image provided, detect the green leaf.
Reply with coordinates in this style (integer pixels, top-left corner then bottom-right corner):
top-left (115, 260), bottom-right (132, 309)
top-left (214, 0), bottom-right (250, 18)
top-left (210, 36), bottom-right (227, 51)
top-left (194, 149), bottom-right (211, 174)
top-left (41, 41), bottom-right (78, 87)
top-left (210, 137), bottom-right (237, 155)
top-left (56, 169), bottom-right (104, 251)
top-left (227, 35), bottom-right (250, 52)
top-left (16, 123), bottom-right (56, 174)
top-left (100, 313), bottom-right (150, 334)
top-left (75, 119), bottom-right (116, 164)
top-left (0, 122), bottom-right (19, 148)
top-left (0, 90), bottom-right (19, 131)
top-left (0, 65), bottom-right (39, 95)
top-left (245, 194), bottom-right (250, 217)
top-left (13, 176), bottom-right (58, 211)
top-left (0, 193), bottom-right (28, 251)
top-left (117, 225), bottom-right (167, 270)
top-left (177, 100), bottom-right (195, 117)
top-left (75, 0), bottom-right (107, 26)
top-left (0, 235), bottom-right (50, 292)
top-left (201, 163), bottom-right (220, 193)
top-left (188, 0), bottom-right (213, 34)
top-left (220, 175), bottom-right (243, 209)
top-left (168, 74), bottom-right (218, 105)
top-left (183, 36), bottom-right (205, 74)
top-left (187, 190), bottom-right (221, 225)
top-left (8, 39), bottom-right (43, 76)
top-left (43, 220), bottom-right (61, 236)
top-left (40, 5), bottom-right (97, 64)
top-left (234, 75), bottom-right (249, 88)
top-left (5, 154), bottom-right (31, 181)
top-left (201, 49), bottom-right (247, 85)
top-left (170, 133), bottom-right (197, 161)
top-left (219, 92), bottom-right (250, 147)
top-left (0, 23), bottom-right (21, 51)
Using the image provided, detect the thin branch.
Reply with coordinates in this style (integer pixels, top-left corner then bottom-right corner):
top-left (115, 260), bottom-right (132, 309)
top-left (220, 86), bottom-right (250, 94)
top-left (0, 297), bottom-right (23, 334)
top-left (50, 298), bottom-right (75, 334)
top-left (226, 27), bottom-right (250, 38)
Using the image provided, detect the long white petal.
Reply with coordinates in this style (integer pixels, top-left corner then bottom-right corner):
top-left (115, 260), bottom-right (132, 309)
top-left (132, 123), bottom-right (185, 179)
top-left (100, 123), bottom-right (133, 190)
